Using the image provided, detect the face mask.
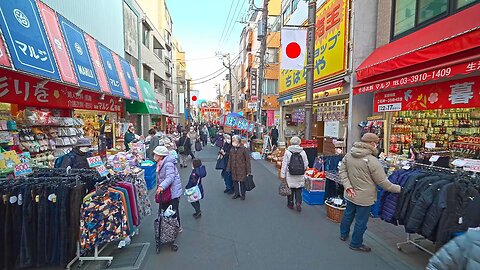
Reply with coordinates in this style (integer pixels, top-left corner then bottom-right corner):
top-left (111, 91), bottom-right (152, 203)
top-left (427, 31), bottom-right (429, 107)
top-left (226, 139), bottom-right (231, 143)
top-left (79, 147), bottom-right (90, 153)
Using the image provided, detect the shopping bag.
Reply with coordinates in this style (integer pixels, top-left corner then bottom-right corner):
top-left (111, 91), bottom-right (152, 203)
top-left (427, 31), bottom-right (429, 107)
top-left (245, 175), bottom-right (255, 191)
top-left (279, 181), bottom-right (291, 196)
top-left (215, 157), bottom-right (226, 170)
top-left (184, 185), bottom-right (202, 203)
top-left (195, 140), bottom-right (202, 151)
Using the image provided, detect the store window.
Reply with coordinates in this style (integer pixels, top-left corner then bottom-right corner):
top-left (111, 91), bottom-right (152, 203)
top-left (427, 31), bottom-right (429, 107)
top-left (142, 22), bottom-right (150, 48)
top-left (266, 48), bottom-right (279, 63)
top-left (263, 79), bottom-right (278, 95)
top-left (392, 0), bottom-right (480, 39)
top-left (154, 75), bottom-right (164, 94)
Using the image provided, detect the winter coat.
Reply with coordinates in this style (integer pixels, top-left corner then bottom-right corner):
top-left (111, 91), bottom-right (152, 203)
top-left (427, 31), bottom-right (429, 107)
top-left (186, 165), bottom-right (207, 199)
top-left (280, 145), bottom-right (309, 189)
top-left (124, 131), bottom-right (137, 151)
top-left (215, 134), bottom-right (224, 148)
top-left (146, 135), bottom-right (160, 160)
top-left (227, 145), bottom-right (251, 182)
top-left (394, 172), bottom-right (429, 225)
top-left (177, 136), bottom-right (192, 156)
top-left (221, 142), bottom-right (232, 164)
top-left (271, 128), bottom-right (279, 139)
top-left (187, 131), bottom-right (198, 142)
top-left (59, 148), bottom-right (90, 169)
top-left (338, 142), bottom-right (401, 206)
top-left (421, 183), bottom-right (454, 242)
top-left (157, 155), bottom-right (183, 199)
top-left (427, 229), bottom-right (480, 270)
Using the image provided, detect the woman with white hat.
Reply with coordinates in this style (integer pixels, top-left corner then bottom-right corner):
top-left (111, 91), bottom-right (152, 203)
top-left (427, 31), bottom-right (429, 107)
top-left (154, 146), bottom-right (183, 230)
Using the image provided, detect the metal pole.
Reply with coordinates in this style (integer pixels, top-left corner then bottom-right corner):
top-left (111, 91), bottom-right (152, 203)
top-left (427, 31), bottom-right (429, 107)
top-left (256, 0), bottom-right (269, 138)
top-left (304, 0), bottom-right (316, 140)
top-left (228, 55), bottom-right (234, 113)
top-left (186, 79), bottom-right (191, 127)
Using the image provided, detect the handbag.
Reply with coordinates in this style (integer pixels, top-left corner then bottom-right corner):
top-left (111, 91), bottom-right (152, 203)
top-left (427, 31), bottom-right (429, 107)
top-left (245, 175), bottom-right (255, 191)
top-left (195, 140), bottom-right (202, 151)
top-left (279, 181), bottom-right (292, 196)
top-left (178, 138), bottom-right (187, 154)
top-left (155, 187), bottom-right (172, 204)
top-left (215, 156), bottom-right (226, 170)
top-left (184, 178), bottom-right (202, 203)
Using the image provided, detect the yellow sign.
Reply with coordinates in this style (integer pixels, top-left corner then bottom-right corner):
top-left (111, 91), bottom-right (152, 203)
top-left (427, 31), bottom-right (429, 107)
top-left (0, 150), bottom-right (21, 170)
top-left (279, 0), bottom-right (349, 94)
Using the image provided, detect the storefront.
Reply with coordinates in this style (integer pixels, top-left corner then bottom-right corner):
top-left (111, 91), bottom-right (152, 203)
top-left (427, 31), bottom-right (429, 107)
top-left (353, 3), bottom-right (480, 165)
top-left (126, 79), bottom-right (162, 135)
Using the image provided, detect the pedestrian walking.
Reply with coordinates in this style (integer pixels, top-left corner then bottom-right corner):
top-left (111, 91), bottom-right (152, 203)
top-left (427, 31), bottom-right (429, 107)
top-left (220, 134), bottom-right (233, 194)
top-left (227, 135), bottom-right (251, 200)
top-left (187, 126), bottom-right (198, 159)
top-left (185, 159), bottom-right (207, 219)
top-left (154, 146), bottom-right (183, 231)
top-left (271, 126), bottom-right (279, 147)
top-left (177, 131), bottom-right (192, 168)
top-left (280, 136), bottom-right (309, 212)
top-left (201, 125), bottom-right (209, 146)
top-left (145, 128), bottom-right (160, 161)
top-left (338, 133), bottom-right (401, 252)
top-left (214, 130), bottom-right (224, 148)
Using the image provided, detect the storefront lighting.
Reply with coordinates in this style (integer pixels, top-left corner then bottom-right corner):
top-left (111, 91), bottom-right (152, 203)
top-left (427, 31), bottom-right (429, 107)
top-left (99, 94), bottom-right (105, 100)
top-left (118, 97), bottom-right (122, 102)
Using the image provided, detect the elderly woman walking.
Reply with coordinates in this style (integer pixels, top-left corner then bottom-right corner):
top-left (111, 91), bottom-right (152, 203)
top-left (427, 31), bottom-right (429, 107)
top-left (227, 135), bottom-right (251, 200)
top-left (280, 136), bottom-right (309, 212)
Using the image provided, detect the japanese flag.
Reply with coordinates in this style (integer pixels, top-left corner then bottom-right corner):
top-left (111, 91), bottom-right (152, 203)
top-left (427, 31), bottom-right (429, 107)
top-left (281, 28), bottom-right (307, 70)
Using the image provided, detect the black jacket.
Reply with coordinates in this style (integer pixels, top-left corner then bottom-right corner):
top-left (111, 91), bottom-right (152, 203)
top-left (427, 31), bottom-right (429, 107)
top-left (395, 172), bottom-right (428, 225)
top-left (60, 148), bottom-right (90, 169)
top-left (421, 183), bottom-right (453, 241)
top-left (403, 175), bottom-right (443, 227)
top-left (177, 136), bottom-right (192, 155)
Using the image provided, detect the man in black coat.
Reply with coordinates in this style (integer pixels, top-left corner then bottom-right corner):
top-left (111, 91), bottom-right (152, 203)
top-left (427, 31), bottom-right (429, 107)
top-left (271, 126), bottom-right (279, 147)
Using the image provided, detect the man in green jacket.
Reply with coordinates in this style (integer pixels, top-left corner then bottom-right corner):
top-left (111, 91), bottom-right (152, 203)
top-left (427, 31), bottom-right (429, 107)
top-left (124, 123), bottom-right (141, 151)
top-left (338, 133), bottom-right (401, 252)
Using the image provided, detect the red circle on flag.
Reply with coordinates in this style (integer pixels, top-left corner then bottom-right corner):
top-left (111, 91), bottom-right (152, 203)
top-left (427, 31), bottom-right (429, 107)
top-left (192, 95), bottom-right (197, 101)
top-left (286, 42), bottom-right (301, 58)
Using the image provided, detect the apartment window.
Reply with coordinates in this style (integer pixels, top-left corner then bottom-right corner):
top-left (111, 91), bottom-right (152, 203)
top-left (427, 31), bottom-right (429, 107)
top-left (165, 30), bottom-right (172, 50)
top-left (269, 16), bottom-right (281, 32)
top-left (153, 37), bottom-right (163, 60)
top-left (263, 79), bottom-right (278, 95)
top-left (292, 0), bottom-right (300, 13)
top-left (266, 48), bottom-right (279, 63)
top-left (142, 65), bottom-right (151, 83)
top-left (142, 22), bottom-right (151, 47)
top-left (282, 4), bottom-right (291, 23)
top-left (392, 0), bottom-right (480, 39)
top-left (125, 53), bottom-right (138, 74)
top-left (166, 88), bottom-right (172, 102)
top-left (154, 75), bottom-right (164, 94)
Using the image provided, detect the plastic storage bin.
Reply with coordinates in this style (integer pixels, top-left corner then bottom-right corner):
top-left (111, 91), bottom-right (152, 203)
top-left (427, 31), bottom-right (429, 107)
top-left (304, 176), bottom-right (326, 192)
top-left (302, 189), bottom-right (325, 205)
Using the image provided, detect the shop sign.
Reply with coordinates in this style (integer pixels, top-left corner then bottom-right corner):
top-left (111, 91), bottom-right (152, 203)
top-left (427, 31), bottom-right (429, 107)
top-left (267, 110), bottom-right (274, 127)
top-left (0, 35), bottom-right (12, 67)
top-left (84, 34), bottom-right (111, 95)
top-left (248, 122), bottom-right (255, 132)
top-left (166, 101), bottom-right (174, 114)
top-left (36, 1), bottom-right (77, 84)
top-left (250, 68), bottom-right (257, 96)
top-left (225, 115), bottom-right (236, 127)
top-left (96, 41), bottom-right (124, 96)
top-left (95, 164), bottom-right (109, 177)
top-left (279, 0), bottom-right (349, 94)
top-left (119, 58), bottom-right (140, 100)
top-left (130, 65), bottom-right (143, 102)
top-left (374, 77), bottom-right (480, 113)
top-left (0, 0), bottom-right (60, 79)
top-left (58, 15), bottom-right (100, 91)
top-left (355, 59), bottom-right (480, 94)
top-left (0, 70), bottom-right (121, 112)
top-left (111, 52), bottom-right (130, 99)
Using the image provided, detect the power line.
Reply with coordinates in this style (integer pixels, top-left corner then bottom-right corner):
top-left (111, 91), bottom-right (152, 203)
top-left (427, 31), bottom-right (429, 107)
top-left (217, 0), bottom-right (236, 50)
top-left (218, 0), bottom-right (244, 49)
top-left (222, 0), bottom-right (248, 46)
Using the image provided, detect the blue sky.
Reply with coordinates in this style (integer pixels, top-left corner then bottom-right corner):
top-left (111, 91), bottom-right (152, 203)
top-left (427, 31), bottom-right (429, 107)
top-left (167, 0), bottom-right (253, 100)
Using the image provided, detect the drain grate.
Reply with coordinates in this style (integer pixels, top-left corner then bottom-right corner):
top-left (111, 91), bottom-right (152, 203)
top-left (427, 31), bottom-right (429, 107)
top-left (106, 243), bottom-right (150, 270)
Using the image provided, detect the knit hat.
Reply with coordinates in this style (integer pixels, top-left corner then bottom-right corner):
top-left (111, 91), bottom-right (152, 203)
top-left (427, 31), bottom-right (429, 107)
top-left (361, 133), bottom-right (380, 143)
top-left (290, 136), bottom-right (301, 145)
top-left (75, 137), bottom-right (91, 147)
top-left (193, 159), bottom-right (202, 168)
top-left (153, 146), bottom-right (169, 156)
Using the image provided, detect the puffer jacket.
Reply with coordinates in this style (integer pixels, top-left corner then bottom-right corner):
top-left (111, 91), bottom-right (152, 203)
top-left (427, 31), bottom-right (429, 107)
top-left (186, 165), bottom-right (207, 199)
top-left (338, 142), bottom-right (401, 206)
top-left (157, 155), bottom-right (183, 199)
top-left (395, 172), bottom-right (429, 225)
top-left (421, 183), bottom-right (453, 241)
top-left (379, 169), bottom-right (417, 224)
top-left (280, 145), bottom-right (309, 189)
top-left (403, 175), bottom-right (443, 227)
top-left (427, 229), bottom-right (480, 270)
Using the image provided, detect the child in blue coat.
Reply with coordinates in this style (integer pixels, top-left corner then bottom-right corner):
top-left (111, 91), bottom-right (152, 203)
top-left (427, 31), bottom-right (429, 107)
top-left (186, 159), bottom-right (207, 218)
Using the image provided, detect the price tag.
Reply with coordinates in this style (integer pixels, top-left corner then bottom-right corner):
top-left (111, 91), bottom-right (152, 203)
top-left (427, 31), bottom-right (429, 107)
top-left (464, 159), bottom-right (480, 172)
top-left (429, 155), bottom-right (440, 163)
top-left (425, 142), bottom-right (436, 149)
top-left (87, 156), bottom-right (103, 168)
top-left (113, 163), bottom-right (123, 172)
top-left (95, 165), bottom-right (109, 177)
top-left (14, 163), bottom-right (33, 178)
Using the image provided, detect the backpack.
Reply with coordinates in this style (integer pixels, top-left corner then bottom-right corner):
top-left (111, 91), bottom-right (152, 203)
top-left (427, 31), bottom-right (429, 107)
top-left (288, 151), bottom-right (306, 175)
top-left (54, 152), bottom-right (75, 168)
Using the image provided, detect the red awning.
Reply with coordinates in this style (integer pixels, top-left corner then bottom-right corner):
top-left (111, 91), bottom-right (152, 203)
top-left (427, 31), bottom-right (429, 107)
top-left (355, 4), bottom-right (480, 83)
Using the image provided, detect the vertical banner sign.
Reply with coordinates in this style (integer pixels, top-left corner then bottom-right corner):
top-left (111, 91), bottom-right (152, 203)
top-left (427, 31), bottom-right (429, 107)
top-left (57, 15), bottom-right (100, 91)
top-left (0, 0), bottom-right (60, 79)
top-left (250, 68), bottom-right (257, 96)
top-left (267, 110), bottom-right (275, 127)
top-left (111, 52), bottom-right (130, 99)
top-left (130, 63), bottom-right (143, 102)
top-left (94, 40), bottom-right (126, 96)
top-left (83, 34), bottom-right (111, 94)
top-left (279, 0), bottom-right (349, 94)
top-left (119, 58), bottom-right (140, 100)
top-left (36, 1), bottom-right (77, 85)
top-left (0, 34), bottom-right (12, 67)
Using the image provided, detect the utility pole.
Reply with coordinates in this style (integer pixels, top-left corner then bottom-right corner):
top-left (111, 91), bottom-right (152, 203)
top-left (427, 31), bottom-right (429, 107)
top-left (186, 79), bottom-right (191, 127)
top-left (304, 0), bottom-right (316, 140)
top-left (222, 54), bottom-right (234, 113)
top-left (256, 0), bottom-right (269, 138)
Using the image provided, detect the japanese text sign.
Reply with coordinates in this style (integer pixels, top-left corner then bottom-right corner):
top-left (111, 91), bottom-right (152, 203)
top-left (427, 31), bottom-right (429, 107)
top-left (279, 0), bottom-right (348, 94)
top-left (0, 69), bottom-right (122, 112)
top-left (96, 41), bottom-right (125, 96)
top-left (57, 15), bottom-right (100, 91)
top-left (14, 163), bottom-right (32, 178)
top-left (0, 33), bottom-right (12, 67)
top-left (119, 58), bottom-right (140, 100)
top-left (111, 52), bottom-right (130, 99)
top-left (87, 156), bottom-right (103, 168)
top-left (95, 164), bottom-right (109, 177)
top-left (130, 64), bottom-right (143, 102)
top-left (84, 34), bottom-right (111, 94)
top-left (0, 0), bottom-right (60, 80)
top-left (36, 1), bottom-right (77, 85)
top-left (250, 68), bottom-right (257, 96)
top-left (374, 77), bottom-right (480, 112)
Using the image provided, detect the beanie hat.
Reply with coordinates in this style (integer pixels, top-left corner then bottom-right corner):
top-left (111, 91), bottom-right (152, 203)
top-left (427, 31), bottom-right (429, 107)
top-left (290, 136), bottom-right (301, 145)
top-left (193, 159), bottom-right (202, 168)
top-left (361, 133), bottom-right (380, 143)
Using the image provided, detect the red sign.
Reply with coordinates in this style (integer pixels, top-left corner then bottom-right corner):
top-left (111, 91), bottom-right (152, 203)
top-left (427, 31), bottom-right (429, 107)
top-left (111, 53), bottom-right (130, 99)
top-left (166, 101), bottom-right (174, 114)
top-left (37, 1), bottom-right (78, 85)
top-left (355, 58), bottom-right (480, 95)
top-left (267, 110), bottom-right (274, 127)
top-left (0, 69), bottom-right (121, 112)
top-left (130, 65), bottom-right (143, 102)
top-left (374, 77), bottom-right (480, 112)
top-left (84, 34), bottom-right (111, 94)
top-left (0, 35), bottom-right (11, 68)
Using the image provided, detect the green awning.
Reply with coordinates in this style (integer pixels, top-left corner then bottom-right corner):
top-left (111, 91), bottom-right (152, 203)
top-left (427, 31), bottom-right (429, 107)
top-left (126, 79), bottom-right (162, 115)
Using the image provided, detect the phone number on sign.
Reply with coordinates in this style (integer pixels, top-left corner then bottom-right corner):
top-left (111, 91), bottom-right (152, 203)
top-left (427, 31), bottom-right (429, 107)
top-left (394, 68), bottom-right (452, 86)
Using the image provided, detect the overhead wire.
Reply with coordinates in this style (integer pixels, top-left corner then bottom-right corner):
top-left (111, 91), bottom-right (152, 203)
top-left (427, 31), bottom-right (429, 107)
top-left (218, 0), bottom-right (245, 50)
top-left (217, 0), bottom-right (236, 50)
top-left (222, 0), bottom-right (248, 46)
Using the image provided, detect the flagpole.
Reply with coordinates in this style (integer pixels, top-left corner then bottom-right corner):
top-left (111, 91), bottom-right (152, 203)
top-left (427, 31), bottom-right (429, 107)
top-left (304, 0), bottom-right (316, 140)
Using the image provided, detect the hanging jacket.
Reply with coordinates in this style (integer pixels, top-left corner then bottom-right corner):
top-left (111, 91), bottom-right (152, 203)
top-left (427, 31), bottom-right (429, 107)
top-left (421, 183), bottom-right (454, 242)
top-left (403, 175), bottom-right (442, 227)
top-left (379, 169), bottom-right (417, 224)
top-left (427, 229), bottom-right (480, 270)
top-left (185, 165), bottom-right (207, 199)
top-left (394, 172), bottom-right (429, 225)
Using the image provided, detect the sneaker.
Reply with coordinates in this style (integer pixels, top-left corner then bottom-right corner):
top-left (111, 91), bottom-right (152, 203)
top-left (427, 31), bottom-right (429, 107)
top-left (349, 245), bottom-right (371, 252)
top-left (340, 235), bottom-right (348, 241)
top-left (240, 196), bottom-right (245, 200)
top-left (193, 212), bottom-right (202, 219)
top-left (296, 204), bottom-right (302, 212)
top-left (232, 195), bottom-right (240, 199)
top-left (287, 204), bottom-right (294, 209)
top-left (223, 189), bottom-right (230, 193)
